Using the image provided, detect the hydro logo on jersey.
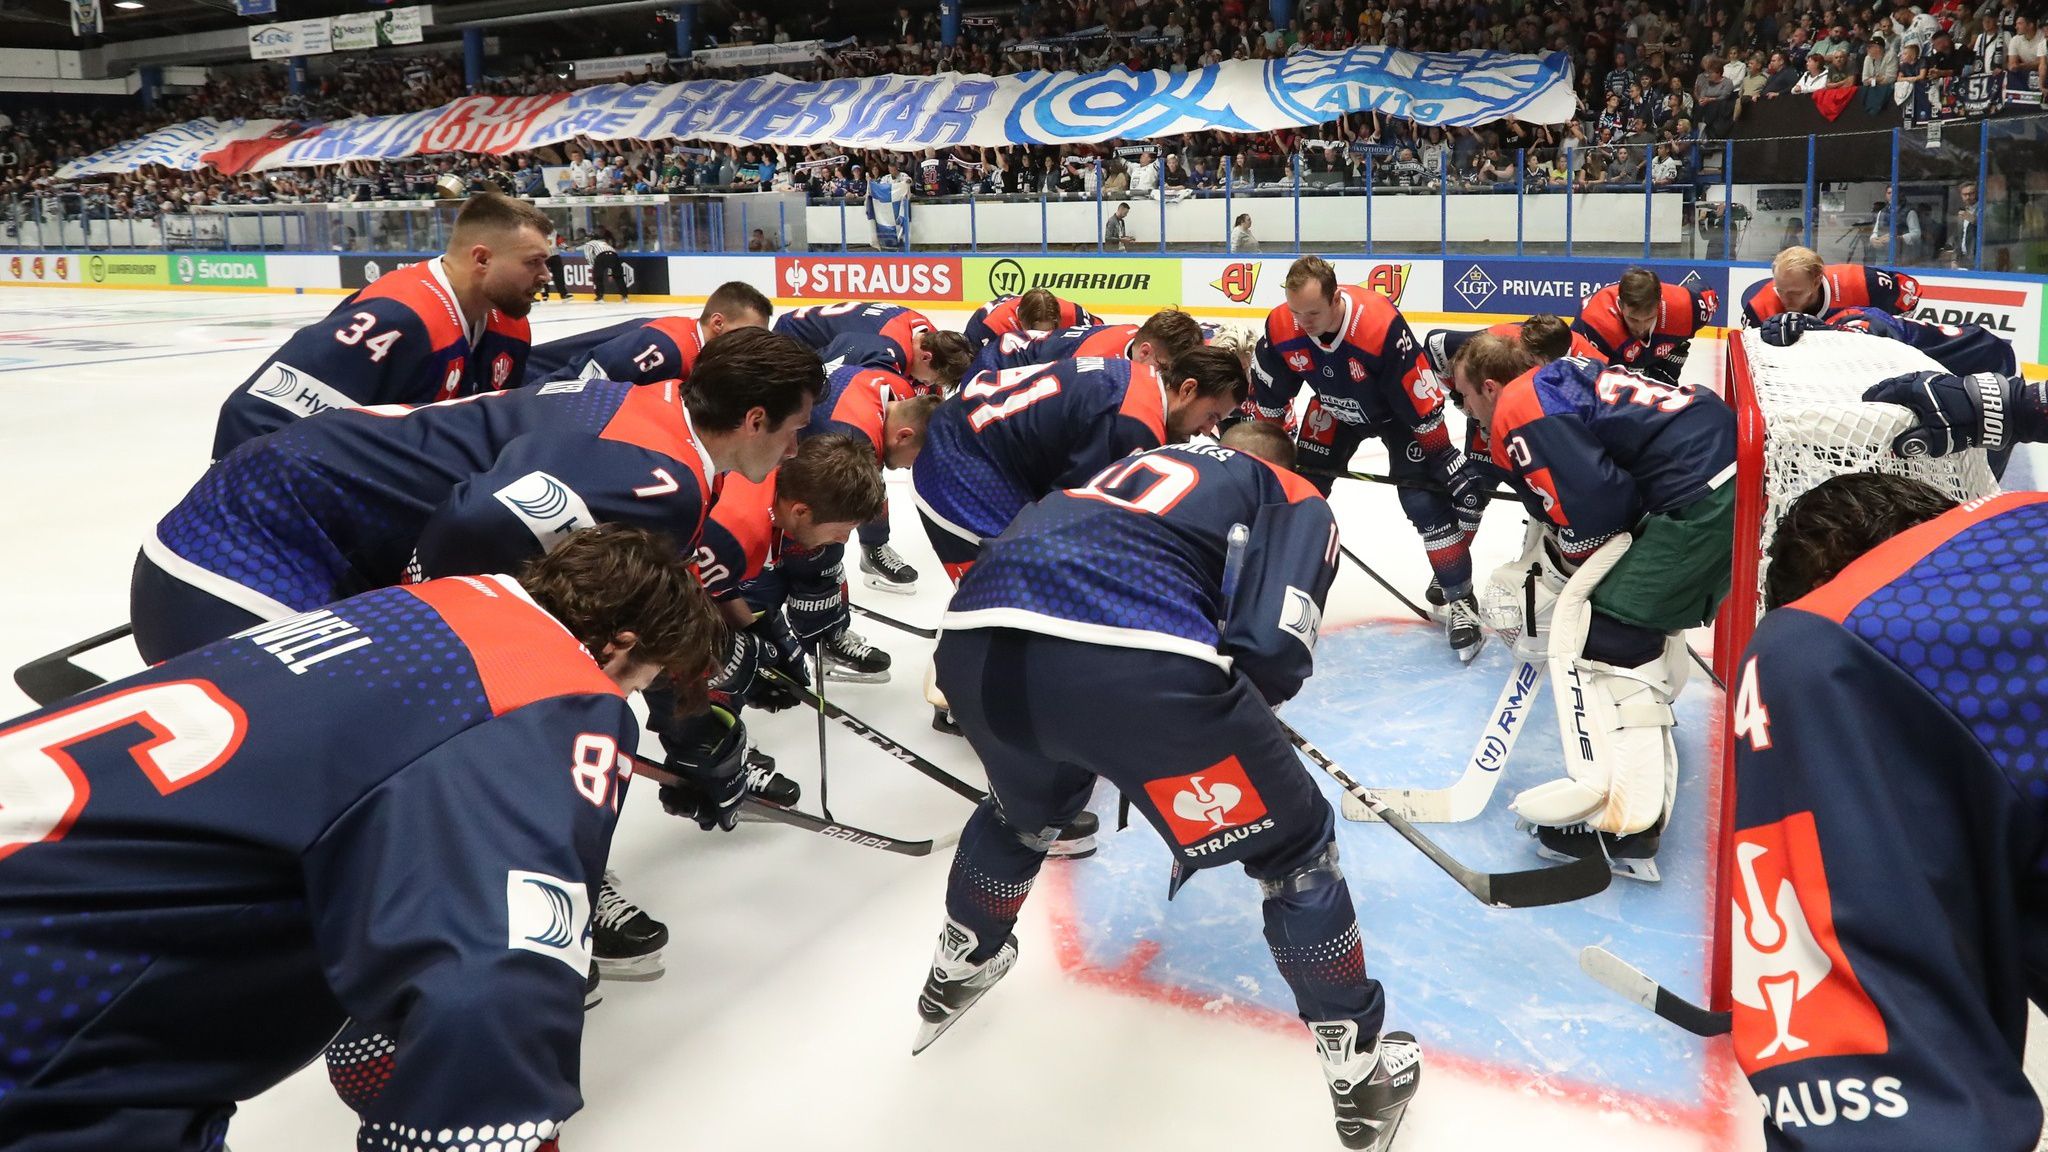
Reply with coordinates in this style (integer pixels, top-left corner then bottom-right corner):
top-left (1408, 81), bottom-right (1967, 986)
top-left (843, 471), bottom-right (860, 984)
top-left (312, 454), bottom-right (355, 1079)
top-left (245, 361), bottom-right (353, 420)
top-left (493, 471), bottom-right (596, 548)
top-left (505, 869), bottom-right (593, 974)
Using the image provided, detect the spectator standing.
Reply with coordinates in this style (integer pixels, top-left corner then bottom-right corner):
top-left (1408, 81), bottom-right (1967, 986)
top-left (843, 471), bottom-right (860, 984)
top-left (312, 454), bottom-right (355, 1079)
top-left (566, 148), bottom-right (597, 194)
top-left (1231, 212), bottom-right (1257, 251)
top-left (1128, 149), bottom-right (1159, 194)
top-left (1973, 13), bottom-right (2009, 75)
top-left (1862, 37), bottom-right (1898, 112)
top-left (1950, 181), bottom-right (1979, 267)
top-left (1104, 201), bottom-right (1131, 250)
top-left (1694, 56), bottom-right (1736, 135)
top-left (2009, 16), bottom-right (2047, 91)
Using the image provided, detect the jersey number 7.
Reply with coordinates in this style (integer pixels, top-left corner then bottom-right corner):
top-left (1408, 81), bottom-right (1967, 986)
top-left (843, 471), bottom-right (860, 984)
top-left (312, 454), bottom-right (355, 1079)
top-left (0, 681), bottom-right (247, 863)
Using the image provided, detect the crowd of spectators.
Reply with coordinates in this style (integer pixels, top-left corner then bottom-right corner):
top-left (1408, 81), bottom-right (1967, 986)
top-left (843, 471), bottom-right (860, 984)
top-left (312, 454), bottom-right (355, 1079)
top-left (4, 0), bottom-right (2046, 236)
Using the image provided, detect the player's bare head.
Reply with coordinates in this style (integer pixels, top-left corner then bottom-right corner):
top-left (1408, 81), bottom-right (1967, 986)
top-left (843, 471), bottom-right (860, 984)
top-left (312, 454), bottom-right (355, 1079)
top-left (1132, 308), bottom-right (1204, 368)
top-left (1617, 268), bottom-right (1663, 336)
top-left (1283, 256), bottom-right (1343, 334)
top-left (686, 329), bottom-right (826, 483)
top-left (1765, 473), bottom-right (1958, 609)
top-left (1161, 345), bottom-right (1250, 443)
top-left (448, 192), bottom-right (555, 319)
top-left (1016, 288), bottom-right (1063, 332)
top-left (1518, 314), bottom-right (1573, 362)
top-left (774, 434), bottom-right (887, 547)
top-left (1771, 245), bottom-right (1827, 313)
top-left (701, 281), bottom-right (773, 337)
top-left (1450, 333), bottom-right (1539, 426)
top-left (518, 523), bottom-right (725, 699)
top-left (881, 392), bottom-right (943, 469)
top-left (918, 330), bottom-right (973, 394)
top-left (1220, 418), bottom-right (1297, 470)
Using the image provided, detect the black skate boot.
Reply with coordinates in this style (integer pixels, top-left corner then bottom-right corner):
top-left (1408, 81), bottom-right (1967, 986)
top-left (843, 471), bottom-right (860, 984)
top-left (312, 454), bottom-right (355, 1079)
top-left (1446, 594), bottom-right (1484, 664)
top-left (592, 870), bottom-right (668, 980)
top-left (584, 961), bottom-right (603, 1009)
top-left (822, 627), bottom-right (891, 684)
top-left (745, 746), bottom-right (801, 807)
top-left (932, 707), bottom-right (962, 736)
top-left (1425, 578), bottom-right (1447, 607)
top-left (860, 543), bottom-right (919, 594)
top-left (1315, 1020), bottom-right (1422, 1151)
top-left (1528, 816), bottom-right (1667, 883)
top-left (1046, 809), bottom-right (1099, 860)
top-left (912, 919), bottom-right (1019, 1055)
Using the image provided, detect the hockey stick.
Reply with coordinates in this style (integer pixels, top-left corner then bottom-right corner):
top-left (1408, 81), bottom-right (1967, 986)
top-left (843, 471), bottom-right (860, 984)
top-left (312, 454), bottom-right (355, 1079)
top-left (852, 601), bottom-right (937, 640)
top-left (13, 623), bottom-right (132, 707)
top-left (1337, 544), bottom-right (1433, 622)
top-left (1280, 718), bottom-right (1612, 908)
top-left (1304, 465), bottom-right (1517, 502)
top-left (626, 751), bottom-right (941, 857)
top-left (1342, 656), bottom-right (1542, 824)
top-left (1577, 945), bottom-right (1731, 1037)
top-left (811, 642), bottom-right (834, 822)
top-left (762, 669), bottom-right (988, 804)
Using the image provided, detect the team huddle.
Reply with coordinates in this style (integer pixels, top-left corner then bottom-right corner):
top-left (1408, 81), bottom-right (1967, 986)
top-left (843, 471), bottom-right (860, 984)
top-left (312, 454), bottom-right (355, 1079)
top-left (3, 189), bottom-right (2044, 1152)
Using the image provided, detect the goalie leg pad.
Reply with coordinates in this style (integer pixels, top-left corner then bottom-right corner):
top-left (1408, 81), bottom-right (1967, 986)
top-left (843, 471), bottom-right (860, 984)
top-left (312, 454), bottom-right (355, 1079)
top-left (1511, 533), bottom-right (1683, 835)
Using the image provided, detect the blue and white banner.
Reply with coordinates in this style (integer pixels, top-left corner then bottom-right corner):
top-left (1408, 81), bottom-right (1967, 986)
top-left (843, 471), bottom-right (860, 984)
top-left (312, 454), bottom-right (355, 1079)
top-left (60, 47), bottom-right (1575, 178)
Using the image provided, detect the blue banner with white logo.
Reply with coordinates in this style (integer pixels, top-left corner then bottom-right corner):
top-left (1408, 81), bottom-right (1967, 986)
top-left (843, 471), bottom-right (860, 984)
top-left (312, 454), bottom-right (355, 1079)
top-left (1443, 259), bottom-right (1731, 325)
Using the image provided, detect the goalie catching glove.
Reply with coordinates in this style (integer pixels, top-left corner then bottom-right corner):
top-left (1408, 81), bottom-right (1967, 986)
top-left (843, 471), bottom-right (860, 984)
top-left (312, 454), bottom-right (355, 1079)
top-left (1507, 534), bottom-right (1687, 837)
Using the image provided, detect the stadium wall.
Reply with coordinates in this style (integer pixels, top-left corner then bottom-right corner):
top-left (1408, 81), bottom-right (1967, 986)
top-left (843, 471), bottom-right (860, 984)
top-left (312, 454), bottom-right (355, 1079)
top-left (4, 248), bottom-right (2042, 365)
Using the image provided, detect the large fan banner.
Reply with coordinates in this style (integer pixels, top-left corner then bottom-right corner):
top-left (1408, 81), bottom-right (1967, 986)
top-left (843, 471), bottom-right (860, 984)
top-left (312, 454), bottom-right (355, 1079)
top-left (59, 47), bottom-right (1575, 178)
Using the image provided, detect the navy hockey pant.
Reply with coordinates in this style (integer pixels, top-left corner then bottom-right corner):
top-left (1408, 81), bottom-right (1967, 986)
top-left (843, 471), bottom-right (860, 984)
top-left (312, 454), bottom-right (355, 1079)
top-left (1295, 408), bottom-right (1472, 600)
top-left (934, 627), bottom-right (1387, 1036)
top-left (129, 550), bottom-right (271, 665)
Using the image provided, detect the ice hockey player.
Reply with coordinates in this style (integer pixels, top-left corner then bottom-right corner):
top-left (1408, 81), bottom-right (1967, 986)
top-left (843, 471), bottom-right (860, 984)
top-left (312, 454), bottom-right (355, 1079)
top-left (1447, 335), bottom-right (1736, 879)
top-left (135, 327), bottom-right (822, 664)
top-left (911, 346), bottom-right (1248, 583)
top-left (1730, 474), bottom-right (2048, 1151)
top-left (796, 357), bottom-right (944, 673)
top-left (1572, 267), bottom-right (1719, 386)
top-left (771, 300), bottom-right (972, 396)
top-left (0, 524), bottom-right (724, 1152)
top-left (1249, 255), bottom-right (1491, 662)
top-left (675, 433), bottom-right (888, 807)
top-left (524, 280), bottom-right (772, 385)
top-left (911, 420), bottom-right (1421, 1151)
top-left (212, 191), bottom-right (552, 458)
top-left (960, 287), bottom-right (1100, 352)
top-left (1739, 245), bottom-right (1921, 328)
top-left (1419, 314), bottom-right (1598, 605)
top-left (964, 307), bottom-right (1205, 379)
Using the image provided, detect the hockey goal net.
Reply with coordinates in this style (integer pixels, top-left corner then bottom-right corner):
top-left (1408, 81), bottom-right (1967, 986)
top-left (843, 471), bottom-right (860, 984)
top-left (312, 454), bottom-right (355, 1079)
top-left (1709, 326), bottom-right (2000, 1011)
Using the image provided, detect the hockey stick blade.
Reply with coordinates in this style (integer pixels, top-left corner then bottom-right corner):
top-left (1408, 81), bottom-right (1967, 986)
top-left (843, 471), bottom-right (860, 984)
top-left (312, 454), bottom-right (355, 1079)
top-left (1343, 658), bottom-right (1541, 824)
top-left (13, 623), bottom-right (131, 706)
top-left (1578, 946), bottom-right (1731, 1037)
top-left (1337, 544), bottom-right (1432, 622)
top-left (763, 670), bottom-right (988, 804)
top-left (852, 602), bottom-right (938, 640)
top-left (1281, 719), bottom-right (1610, 908)
top-left (625, 751), bottom-right (940, 856)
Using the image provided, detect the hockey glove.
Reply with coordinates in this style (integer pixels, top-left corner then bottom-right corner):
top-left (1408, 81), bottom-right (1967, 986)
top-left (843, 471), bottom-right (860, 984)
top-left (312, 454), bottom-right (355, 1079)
top-left (659, 705), bottom-right (749, 832)
top-left (1863, 370), bottom-right (2017, 457)
top-left (745, 613), bottom-right (810, 713)
top-left (785, 564), bottom-right (849, 645)
top-left (1828, 306), bottom-right (1905, 340)
top-left (1757, 312), bottom-right (1831, 347)
top-left (1434, 451), bottom-right (1492, 517)
top-left (706, 627), bottom-right (769, 701)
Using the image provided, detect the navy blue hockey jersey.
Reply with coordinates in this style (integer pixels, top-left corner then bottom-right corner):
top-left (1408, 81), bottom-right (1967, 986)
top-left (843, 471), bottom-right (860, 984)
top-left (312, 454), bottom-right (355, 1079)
top-left (152, 380), bottom-right (716, 628)
top-left (1572, 279), bottom-right (1718, 384)
top-left (1487, 357), bottom-right (1736, 563)
top-left (1740, 264), bottom-right (1921, 327)
top-left (961, 294), bottom-right (1100, 353)
top-left (1250, 286), bottom-right (1446, 453)
top-left (910, 356), bottom-right (1168, 553)
top-left (946, 441), bottom-right (1338, 705)
top-left (805, 362), bottom-right (919, 461)
top-left (773, 302), bottom-right (931, 367)
top-left (965, 322), bottom-right (1141, 380)
top-left (213, 258), bottom-right (531, 458)
top-left (0, 574), bottom-right (635, 1149)
top-left (1826, 306), bottom-right (2019, 378)
top-left (525, 315), bottom-right (707, 387)
top-left (1731, 491), bottom-right (2048, 1152)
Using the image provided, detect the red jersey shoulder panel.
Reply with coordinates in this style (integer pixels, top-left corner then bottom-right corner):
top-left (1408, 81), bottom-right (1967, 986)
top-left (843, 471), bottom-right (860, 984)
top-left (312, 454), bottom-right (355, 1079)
top-left (357, 261), bottom-right (465, 349)
top-left (827, 370), bottom-right (896, 452)
top-left (1577, 284), bottom-right (1629, 348)
top-left (1338, 285), bottom-right (1397, 352)
top-left (600, 383), bottom-right (715, 512)
top-left (484, 310), bottom-right (530, 342)
top-left (1253, 453), bottom-right (1327, 505)
top-left (1057, 298), bottom-right (1091, 328)
top-left (1264, 303), bottom-right (1306, 345)
top-left (1079, 324), bottom-right (1140, 358)
top-left (1118, 361), bottom-right (1170, 441)
top-left (404, 574), bottom-right (623, 716)
top-left (982, 296), bottom-right (1023, 336)
top-left (1794, 492), bottom-right (2048, 623)
top-left (707, 470), bottom-right (780, 585)
top-left (1486, 367), bottom-right (1549, 471)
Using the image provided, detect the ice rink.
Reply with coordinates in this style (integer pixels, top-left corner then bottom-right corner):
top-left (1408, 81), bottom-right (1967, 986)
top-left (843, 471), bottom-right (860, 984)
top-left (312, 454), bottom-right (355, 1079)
top-left (0, 286), bottom-right (1768, 1151)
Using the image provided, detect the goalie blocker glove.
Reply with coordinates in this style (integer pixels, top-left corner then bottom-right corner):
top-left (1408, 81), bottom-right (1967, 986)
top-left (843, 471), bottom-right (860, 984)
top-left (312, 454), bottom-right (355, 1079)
top-left (1863, 370), bottom-right (2047, 458)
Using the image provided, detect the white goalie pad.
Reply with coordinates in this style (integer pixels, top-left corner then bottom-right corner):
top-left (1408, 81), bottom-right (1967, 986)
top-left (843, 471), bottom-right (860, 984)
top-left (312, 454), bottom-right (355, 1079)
top-left (1479, 521), bottom-right (1568, 661)
top-left (1509, 534), bottom-right (1685, 836)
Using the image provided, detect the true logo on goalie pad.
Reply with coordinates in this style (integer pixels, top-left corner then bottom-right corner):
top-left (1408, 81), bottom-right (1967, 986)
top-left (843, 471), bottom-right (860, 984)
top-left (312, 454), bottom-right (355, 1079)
top-left (506, 869), bottom-right (592, 974)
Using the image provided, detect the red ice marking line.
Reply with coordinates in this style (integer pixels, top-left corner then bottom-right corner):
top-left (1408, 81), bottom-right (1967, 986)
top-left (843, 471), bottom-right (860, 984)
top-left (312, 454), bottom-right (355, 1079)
top-left (1036, 741), bottom-right (1742, 1137)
